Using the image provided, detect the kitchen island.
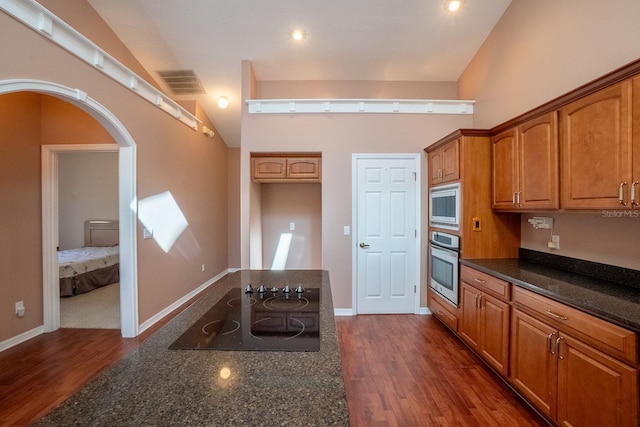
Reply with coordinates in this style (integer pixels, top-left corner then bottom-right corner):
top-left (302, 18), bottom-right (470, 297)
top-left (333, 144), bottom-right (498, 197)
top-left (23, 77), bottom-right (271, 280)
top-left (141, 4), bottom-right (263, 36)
top-left (37, 270), bottom-right (349, 426)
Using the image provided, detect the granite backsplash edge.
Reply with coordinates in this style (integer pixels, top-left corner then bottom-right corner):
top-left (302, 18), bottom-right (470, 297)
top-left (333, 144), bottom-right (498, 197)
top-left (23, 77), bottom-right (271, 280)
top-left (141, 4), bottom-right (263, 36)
top-left (519, 248), bottom-right (640, 290)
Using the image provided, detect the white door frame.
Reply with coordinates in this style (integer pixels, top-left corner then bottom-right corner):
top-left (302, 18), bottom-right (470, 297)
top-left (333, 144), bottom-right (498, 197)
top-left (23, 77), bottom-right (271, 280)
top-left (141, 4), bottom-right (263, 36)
top-left (351, 153), bottom-right (421, 315)
top-left (1, 79), bottom-right (139, 338)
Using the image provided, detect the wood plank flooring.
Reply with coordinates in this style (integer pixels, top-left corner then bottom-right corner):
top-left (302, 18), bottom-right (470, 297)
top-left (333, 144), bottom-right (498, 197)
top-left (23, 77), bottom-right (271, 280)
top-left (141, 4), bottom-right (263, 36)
top-left (336, 315), bottom-right (548, 427)
top-left (0, 314), bottom-right (547, 426)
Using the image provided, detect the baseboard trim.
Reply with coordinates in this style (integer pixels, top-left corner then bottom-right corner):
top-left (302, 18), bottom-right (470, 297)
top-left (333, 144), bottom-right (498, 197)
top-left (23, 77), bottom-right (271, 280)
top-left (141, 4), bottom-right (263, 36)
top-left (138, 269), bottom-right (231, 335)
top-left (0, 326), bottom-right (45, 353)
top-left (334, 307), bottom-right (430, 316)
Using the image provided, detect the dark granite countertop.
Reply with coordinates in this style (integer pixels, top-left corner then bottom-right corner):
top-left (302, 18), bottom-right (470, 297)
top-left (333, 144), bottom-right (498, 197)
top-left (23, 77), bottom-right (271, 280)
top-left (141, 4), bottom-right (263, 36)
top-left (460, 258), bottom-right (640, 333)
top-left (37, 270), bottom-right (349, 426)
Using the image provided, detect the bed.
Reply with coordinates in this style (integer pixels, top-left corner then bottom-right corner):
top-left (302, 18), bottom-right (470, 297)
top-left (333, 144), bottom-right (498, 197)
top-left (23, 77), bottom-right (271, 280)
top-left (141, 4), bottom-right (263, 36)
top-left (58, 220), bottom-right (120, 297)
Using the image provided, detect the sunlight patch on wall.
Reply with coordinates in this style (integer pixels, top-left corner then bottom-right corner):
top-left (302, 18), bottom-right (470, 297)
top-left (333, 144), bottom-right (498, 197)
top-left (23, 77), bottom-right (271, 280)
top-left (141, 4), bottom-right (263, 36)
top-left (271, 233), bottom-right (292, 270)
top-left (137, 191), bottom-right (188, 253)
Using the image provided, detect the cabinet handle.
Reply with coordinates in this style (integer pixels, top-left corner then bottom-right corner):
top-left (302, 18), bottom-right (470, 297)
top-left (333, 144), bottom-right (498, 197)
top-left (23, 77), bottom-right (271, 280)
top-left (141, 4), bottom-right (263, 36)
top-left (473, 278), bottom-right (486, 285)
top-left (517, 191), bottom-right (522, 207)
top-left (478, 294), bottom-right (484, 309)
top-left (548, 332), bottom-right (557, 355)
top-left (512, 192), bottom-right (517, 206)
top-left (545, 310), bottom-right (568, 321)
top-left (632, 181), bottom-right (639, 207)
top-left (556, 336), bottom-right (564, 360)
top-left (619, 182), bottom-right (628, 206)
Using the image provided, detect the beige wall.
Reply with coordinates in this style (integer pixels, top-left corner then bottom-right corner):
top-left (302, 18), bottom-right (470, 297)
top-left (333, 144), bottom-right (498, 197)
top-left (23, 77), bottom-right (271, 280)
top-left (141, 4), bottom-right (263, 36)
top-left (58, 151), bottom-right (119, 250)
top-left (260, 183), bottom-right (322, 269)
top-left (458, 0), bottom-right (640, 270)
top-left (0, 2), bottom-right (229, 342)
top-left (227, 147), bottom-right (241, 268)
top-left (241, 66), bottom-right (473, 309)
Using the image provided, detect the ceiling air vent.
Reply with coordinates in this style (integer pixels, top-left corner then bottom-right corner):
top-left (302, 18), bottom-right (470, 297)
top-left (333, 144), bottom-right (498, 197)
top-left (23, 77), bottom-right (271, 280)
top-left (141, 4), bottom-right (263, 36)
top-left (156, 69), bottom-right (206, 95)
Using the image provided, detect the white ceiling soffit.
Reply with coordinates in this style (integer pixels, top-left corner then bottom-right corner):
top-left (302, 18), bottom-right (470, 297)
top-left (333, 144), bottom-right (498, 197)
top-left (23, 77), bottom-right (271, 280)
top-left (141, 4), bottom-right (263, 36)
top-left (88, 0), bottom-right (512, 146)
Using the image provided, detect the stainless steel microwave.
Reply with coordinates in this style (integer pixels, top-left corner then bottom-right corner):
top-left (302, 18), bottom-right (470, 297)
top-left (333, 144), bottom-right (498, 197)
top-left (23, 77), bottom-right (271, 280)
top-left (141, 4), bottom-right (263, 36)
top-left (429, 183), bottom-right (460, 231)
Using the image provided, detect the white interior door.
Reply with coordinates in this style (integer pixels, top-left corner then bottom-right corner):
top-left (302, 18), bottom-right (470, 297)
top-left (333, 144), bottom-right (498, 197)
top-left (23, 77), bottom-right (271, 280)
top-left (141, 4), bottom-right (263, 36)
top-left (354, 155), bottom-right (418, 314)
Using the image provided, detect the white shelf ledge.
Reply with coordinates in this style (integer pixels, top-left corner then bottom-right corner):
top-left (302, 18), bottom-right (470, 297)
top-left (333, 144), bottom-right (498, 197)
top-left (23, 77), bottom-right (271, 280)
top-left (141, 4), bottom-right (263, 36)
top-left (1, 0), bottom-right (200, 130)
top-left (246, 99), bottom-right (474, 115)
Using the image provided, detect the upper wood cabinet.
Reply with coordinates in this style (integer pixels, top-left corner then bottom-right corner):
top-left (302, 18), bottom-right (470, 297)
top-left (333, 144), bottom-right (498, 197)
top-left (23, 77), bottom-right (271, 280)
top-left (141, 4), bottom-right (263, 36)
top-left (252, 154), bottom-right (321, 183)
top-left (492, 112), bottom-right (559, 211)
top-left (560, 80), bottom-right (635, 209)
top-left (429, 138), bottom-right (459, 185)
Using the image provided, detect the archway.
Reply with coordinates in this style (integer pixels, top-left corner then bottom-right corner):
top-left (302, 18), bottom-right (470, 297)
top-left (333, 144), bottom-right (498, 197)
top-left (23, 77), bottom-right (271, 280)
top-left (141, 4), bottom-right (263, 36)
top-left (0, 79), bottom-right (138, 338)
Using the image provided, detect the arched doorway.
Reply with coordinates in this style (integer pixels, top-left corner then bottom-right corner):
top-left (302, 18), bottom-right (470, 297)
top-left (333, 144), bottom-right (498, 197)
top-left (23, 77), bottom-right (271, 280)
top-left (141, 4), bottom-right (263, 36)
top-left (0, 79), bottom-right (138, 338)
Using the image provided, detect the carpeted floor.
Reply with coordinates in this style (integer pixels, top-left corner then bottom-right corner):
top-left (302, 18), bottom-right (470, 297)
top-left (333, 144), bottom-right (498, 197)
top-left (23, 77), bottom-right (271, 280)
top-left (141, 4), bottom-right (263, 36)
top-left (60, 283), bottom-right (120, 329)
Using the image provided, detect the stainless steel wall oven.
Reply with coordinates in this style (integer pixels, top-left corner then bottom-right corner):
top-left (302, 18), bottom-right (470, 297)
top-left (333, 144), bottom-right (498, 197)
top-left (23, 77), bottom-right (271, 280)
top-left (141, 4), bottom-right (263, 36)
top-left (429, 231), bottom-right (460, 306)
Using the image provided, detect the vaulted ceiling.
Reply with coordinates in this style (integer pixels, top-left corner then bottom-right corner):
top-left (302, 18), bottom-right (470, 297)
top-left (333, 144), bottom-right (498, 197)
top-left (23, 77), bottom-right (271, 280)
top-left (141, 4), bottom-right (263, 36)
top-left (88, 0), bottom-right (512, 147)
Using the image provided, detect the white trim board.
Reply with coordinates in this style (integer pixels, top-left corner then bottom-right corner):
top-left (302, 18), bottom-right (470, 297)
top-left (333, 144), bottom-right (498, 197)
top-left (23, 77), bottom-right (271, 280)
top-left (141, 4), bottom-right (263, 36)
top-left (246, 98), bottom-right (474, 115)
top-left (0, 0), bottom-right (199, 130)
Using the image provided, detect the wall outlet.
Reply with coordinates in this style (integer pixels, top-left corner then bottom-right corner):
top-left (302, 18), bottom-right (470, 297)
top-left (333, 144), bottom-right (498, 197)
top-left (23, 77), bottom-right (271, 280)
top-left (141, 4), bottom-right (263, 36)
top-left (548, 235), bottom-right (560, 249)
top-left (289, 222), bottom-right (295, 231)
top-left (201, 264), bottom-right (206, 272)
top-left (15, 301), bottom-right (25, 318)
top-left (343, 226), bottom-right (350, 236)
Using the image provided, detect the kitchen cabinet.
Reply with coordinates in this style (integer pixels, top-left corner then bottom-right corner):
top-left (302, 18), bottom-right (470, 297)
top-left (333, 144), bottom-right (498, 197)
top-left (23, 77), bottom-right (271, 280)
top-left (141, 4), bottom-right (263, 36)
top-left (252, 154), bottom-right (321, 182)
top-left (560, 80), bottom-right (636, 209)
top-left (429, 138), bottom-right (459, 185)
top-left (425, 130), bottom-right (520, 259)
top-left (511, 287), bottom-right (638, 426)
top-left (428, 290), bottom-right (458, 332)
top-left (492, 112), bottom-right (559, 210)
top-left (458, 266), bottom-right (510, 376)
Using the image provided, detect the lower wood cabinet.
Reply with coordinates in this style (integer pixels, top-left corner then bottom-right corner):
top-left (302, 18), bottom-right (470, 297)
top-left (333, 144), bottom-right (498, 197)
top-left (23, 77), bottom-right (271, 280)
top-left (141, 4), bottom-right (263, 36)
top-left (511, 295), bottom-right (639, 427)
top-left (459, 280), bottom-right (510, 377)
top-left (432, 266), bottom-right (640, 427)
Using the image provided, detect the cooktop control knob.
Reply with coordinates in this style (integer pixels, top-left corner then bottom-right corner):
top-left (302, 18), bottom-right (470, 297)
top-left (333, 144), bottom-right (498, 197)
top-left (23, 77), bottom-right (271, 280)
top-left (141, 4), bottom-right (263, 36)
top-left (282, 285), bottom-right (291, 293)
top-left (257, 284), bottom-right (266, 293)
top-left (295, 285), bottom-right (305, 293)
top-left (270, 286), bottom-right (279, 293)
top-left (244, 284), bottom-right (253, 293)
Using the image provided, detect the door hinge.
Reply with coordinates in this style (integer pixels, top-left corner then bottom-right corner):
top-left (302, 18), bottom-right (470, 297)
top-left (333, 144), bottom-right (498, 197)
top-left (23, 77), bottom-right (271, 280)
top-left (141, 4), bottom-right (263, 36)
top-left (413, 172), bottom-right (416, 181)
top-left (415, 229), bottom-right (417, 238)
top-left (414, 285), bottom-right (417, 293)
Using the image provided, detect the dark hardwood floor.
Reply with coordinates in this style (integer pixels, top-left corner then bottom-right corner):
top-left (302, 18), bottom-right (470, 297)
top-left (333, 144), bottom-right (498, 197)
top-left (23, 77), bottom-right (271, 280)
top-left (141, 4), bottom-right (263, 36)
top-left (336, 315), bottom-right (547, 426)
top-left (0, 313), bottom-right (547, 426)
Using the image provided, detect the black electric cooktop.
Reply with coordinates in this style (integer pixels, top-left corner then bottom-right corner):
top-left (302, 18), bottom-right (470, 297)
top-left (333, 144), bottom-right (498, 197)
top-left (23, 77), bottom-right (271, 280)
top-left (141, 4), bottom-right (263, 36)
top-left (169, 286), bottom-right (320, 352)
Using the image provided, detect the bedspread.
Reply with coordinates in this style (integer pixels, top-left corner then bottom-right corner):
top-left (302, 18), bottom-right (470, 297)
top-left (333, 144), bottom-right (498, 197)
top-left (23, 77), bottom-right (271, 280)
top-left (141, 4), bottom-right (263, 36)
top-left (58, 246), bottom-right (119, 279)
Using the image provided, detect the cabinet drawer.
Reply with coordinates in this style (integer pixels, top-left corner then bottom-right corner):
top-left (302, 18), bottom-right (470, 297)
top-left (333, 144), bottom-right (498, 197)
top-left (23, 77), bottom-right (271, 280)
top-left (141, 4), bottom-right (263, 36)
top-left (460, 265), bottom-right (510, 301)
top-left (513, 286), bottom-right (638, 365)
top-left (429, 296), bottom-right (458, 332)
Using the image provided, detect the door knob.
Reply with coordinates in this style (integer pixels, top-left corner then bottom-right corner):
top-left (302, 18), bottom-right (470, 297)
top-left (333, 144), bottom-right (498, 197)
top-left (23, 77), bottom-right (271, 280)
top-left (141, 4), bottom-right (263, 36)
top-left (359, 242), bottom-right (370, 248)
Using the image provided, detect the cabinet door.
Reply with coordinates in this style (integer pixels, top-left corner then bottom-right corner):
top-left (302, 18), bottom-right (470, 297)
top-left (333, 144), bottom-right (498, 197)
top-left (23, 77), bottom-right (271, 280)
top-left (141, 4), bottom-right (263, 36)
top-left (491, 128), bottom-right (518, 210)
top-left (560, 81), bottom-right (633, 209)
top-left (633, 76), bottom-right (640, 208)
top-left (287, 158), bottom-right (320, 180)
top-left (510, 309), bottom-right (558, 419)
top-left (441, 139), bottom-right (460, 183)
top-left (519, 112), bottom-right (559, 209)
top-left (459, 281), bottom-right (480, 351)
top-left (428, 139), bottom-right (459, 185)
top-left (479, 293), bottom-right (510, 377)
top-left (429, 148), bottom-right (444, 185)
top-left (252, 157), bottom-right (286, 180)
top-left (557, 334), bottom-right (638, 427)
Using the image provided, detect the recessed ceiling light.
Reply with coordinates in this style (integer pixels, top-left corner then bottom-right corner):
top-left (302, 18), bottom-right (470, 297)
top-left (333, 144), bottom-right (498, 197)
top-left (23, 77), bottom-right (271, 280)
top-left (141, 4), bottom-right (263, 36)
top-left (291, 29), bottom-right (306, 41)
top-left (218, 96), bottom-right (229, 109)
top-left (445, 0), bottom-right (461, 12)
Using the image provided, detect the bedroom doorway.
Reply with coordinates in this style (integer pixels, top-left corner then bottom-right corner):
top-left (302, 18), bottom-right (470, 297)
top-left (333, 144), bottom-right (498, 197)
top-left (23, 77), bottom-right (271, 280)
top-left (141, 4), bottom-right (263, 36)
top-left (0, 79), bottom-right (140, 339)
top-left (57, 150), bottom-right (120, 329)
